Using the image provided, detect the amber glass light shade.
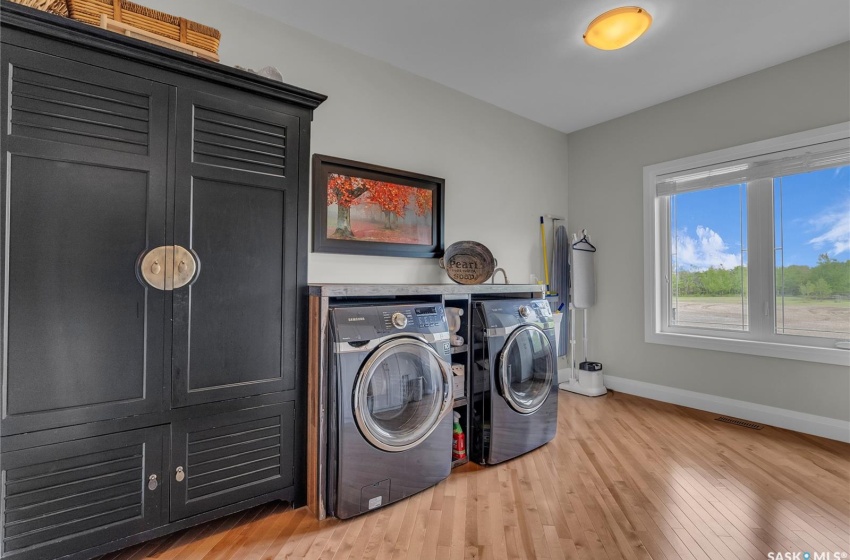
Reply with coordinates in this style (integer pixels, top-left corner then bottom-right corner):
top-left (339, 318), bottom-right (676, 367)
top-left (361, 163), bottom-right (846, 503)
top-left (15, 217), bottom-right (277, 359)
top-left (583, 7), bottom-right (652, 50)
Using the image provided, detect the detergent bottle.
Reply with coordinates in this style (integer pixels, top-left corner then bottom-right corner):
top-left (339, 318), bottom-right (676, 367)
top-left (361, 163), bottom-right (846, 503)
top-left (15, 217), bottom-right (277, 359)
top-left (452, 411), bottom-right (466, 461)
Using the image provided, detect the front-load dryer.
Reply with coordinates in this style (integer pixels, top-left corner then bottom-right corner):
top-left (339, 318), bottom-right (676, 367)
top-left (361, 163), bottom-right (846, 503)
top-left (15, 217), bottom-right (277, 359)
top-left (470, 299), bottom-right (557, 465)
top-left (327, 303), bottom-right (454, 519)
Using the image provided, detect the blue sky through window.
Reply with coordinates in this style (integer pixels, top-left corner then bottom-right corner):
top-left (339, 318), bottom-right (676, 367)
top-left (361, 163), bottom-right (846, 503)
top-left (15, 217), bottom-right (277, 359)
top-left (776, 166), bottom-right (850, 266)
top-left (672, 184), bottom-right (745, 271)
top-left (673, 165), bottom-right (849, 270)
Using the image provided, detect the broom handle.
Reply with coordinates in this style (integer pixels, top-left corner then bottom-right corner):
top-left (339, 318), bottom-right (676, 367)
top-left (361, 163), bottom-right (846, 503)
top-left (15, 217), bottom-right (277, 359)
top-left (539, 217), bottom-right (550, 289)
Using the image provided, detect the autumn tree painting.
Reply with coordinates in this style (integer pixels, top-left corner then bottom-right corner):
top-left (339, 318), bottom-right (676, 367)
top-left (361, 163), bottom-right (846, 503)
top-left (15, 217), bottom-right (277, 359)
top-left (313, 155), bottom-right (444, 258)
top-left (326, 173), bottom-right (433, 245)
top-left (327, 174), bottom-right (369, 238)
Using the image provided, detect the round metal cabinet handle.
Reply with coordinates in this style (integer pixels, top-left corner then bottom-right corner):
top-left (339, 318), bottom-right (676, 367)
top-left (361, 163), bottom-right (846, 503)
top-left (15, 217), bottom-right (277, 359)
top-left (175, 466), bottom-right (185, 482)
top-left (171, 246), bottom-right (197, 290)
top-left (148, 474), bottom-right (158, 491)
top-left (139, 247), bottom-right (167, 290)
top-left (138, 246), bottom-right (199, 291)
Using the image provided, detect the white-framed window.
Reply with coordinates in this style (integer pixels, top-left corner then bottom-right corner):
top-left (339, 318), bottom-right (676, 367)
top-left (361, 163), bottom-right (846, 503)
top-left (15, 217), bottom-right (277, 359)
top-left (644, 122), bottom-right (850, 366)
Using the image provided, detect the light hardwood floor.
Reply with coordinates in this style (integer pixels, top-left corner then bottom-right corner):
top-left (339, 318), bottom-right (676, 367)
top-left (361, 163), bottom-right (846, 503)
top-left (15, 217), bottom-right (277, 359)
top-left (99, 391), bottom-right (850, 559)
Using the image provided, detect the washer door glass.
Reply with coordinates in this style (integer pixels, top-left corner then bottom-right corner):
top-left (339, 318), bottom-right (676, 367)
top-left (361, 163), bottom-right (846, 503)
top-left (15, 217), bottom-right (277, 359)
top-left (498, 325), bottom-right (554, 414)
top-left (354, 338), bottom-right (452, 452)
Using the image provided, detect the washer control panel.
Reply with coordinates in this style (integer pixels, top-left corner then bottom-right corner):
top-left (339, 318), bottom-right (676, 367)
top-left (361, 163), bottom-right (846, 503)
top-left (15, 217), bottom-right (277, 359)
top-left (479, 299), bottom-right (553, 329)
top-left (413, 306), bottom-right (445, 328)
top-left (378, 305), bottom-right (447, 333)
top-left (332, 304), bottom-right (449, 343)
top-left (526, 300), bottom-right (552, 319)
top-left (381, 308), bottom-right (412, 331)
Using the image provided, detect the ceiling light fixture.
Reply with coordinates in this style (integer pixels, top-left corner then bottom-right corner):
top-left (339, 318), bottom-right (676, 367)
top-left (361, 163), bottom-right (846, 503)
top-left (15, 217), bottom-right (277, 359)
top-left (583, 6), bottom-right (652, 51)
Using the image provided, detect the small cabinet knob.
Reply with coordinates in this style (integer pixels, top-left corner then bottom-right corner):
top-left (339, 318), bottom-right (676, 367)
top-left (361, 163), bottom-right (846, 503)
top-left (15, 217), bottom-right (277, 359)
top-left (175, 466), bottom-right (185, 482)
top-left (178, 260), bottom-right (187, 274)
top-left (151, 260), bottom-right (161, 275)
top-left (148, 474), bottom-right (158, 491)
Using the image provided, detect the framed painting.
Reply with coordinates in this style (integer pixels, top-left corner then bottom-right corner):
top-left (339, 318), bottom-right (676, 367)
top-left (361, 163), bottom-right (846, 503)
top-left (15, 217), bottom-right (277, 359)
top-left (312, 154), bottom-right (445, 258)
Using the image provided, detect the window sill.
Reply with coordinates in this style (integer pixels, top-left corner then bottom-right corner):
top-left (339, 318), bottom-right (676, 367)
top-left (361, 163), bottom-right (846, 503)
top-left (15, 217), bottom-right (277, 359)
top-left (646, 331), bottom-right (850, 366)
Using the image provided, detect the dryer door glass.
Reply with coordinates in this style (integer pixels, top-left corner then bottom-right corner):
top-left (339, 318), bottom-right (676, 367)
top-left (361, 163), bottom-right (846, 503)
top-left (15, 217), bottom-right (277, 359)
top-left (354, 338), bottom-right (452, 452)
top-left (499, 325), bottom-right (554, 414)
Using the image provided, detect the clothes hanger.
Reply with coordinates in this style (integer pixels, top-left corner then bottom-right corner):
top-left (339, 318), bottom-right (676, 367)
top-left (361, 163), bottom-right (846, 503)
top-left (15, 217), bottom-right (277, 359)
top-left (572, 229), bottom-right (596, 252)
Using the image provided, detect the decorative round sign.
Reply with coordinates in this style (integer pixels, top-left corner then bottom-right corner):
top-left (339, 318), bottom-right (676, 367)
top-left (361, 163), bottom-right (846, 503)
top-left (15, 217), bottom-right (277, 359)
top-left (439, 241), bottom-right (496, 284)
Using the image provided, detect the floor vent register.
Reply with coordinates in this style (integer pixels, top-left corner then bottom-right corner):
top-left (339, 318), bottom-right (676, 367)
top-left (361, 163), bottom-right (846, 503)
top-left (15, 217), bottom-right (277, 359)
top-left (715, 416), bottom-right (764, 430)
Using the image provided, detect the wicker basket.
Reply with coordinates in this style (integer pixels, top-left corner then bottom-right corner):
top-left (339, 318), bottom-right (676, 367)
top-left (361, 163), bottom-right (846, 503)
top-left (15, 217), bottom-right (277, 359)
top-left (8, 0), bottom-right (69, 17)
top-left (66, 0), bottom-right (220, 54)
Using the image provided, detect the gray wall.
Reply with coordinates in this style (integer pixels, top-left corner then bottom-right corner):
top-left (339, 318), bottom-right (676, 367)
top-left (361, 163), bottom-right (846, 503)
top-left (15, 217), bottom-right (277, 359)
top-left (142, 0), bottom-right (569, 285)
top-left (567, 43), bottom-right (850, 421)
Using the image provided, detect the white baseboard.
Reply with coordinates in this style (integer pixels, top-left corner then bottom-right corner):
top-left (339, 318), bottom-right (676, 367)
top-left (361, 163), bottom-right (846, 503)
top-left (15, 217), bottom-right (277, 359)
top-left (603, 375), bottom-right (850, 444)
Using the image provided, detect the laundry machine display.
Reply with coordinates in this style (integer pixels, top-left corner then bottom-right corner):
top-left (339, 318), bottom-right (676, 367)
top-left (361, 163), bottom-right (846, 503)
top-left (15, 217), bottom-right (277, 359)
top-left (327, 303), bottom-right (454, 519)
top-left (470, 299), bottom-right (557, 465)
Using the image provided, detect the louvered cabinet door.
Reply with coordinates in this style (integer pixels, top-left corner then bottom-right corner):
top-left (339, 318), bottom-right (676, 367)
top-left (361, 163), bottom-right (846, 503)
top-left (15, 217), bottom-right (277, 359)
top-left (169, 401), bottom-right (294, 520)
top-left (0, 427), bottom-right (165, 560)
top-left (0, 45), bottom-right (170, 435)
top-left (171, 89), bottom-right (300, 407)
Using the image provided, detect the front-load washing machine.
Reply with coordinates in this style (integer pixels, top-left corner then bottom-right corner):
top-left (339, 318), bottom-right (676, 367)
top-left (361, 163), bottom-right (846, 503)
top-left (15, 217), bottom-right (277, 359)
top-left (327, 303), bottom-right (454, 519)
top-left (470, 299), bottom-right (557, 465)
